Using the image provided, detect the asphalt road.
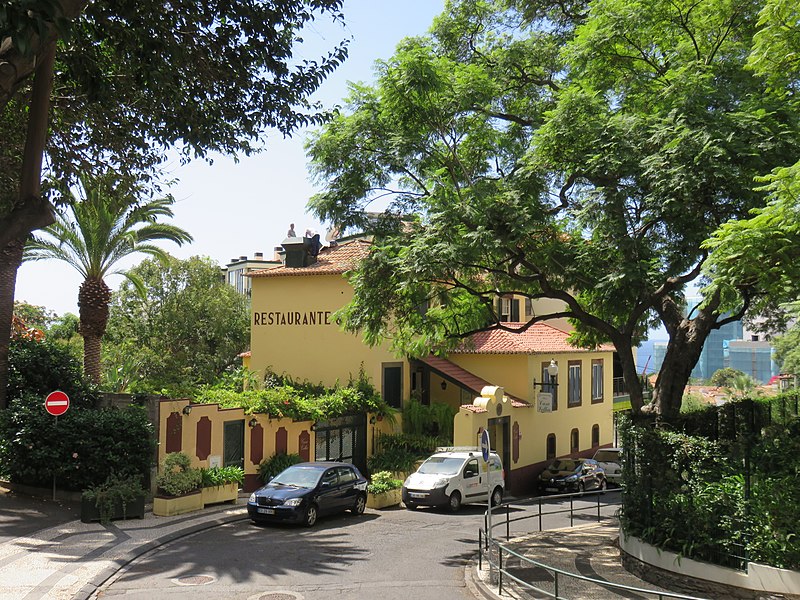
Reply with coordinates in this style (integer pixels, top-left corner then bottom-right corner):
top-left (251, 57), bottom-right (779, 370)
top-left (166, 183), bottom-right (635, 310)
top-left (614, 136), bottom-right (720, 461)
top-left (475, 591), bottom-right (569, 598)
top-left (99, 492), bottom-right (622, 600)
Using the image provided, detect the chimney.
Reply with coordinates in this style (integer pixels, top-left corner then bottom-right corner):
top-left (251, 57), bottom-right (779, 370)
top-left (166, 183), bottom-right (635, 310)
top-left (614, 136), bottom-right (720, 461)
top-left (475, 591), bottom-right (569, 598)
top-left (254, 252), bottom-right (263, 260)
top-left (282, 236), bottom-right (318, 268)
top-left (239, 255), bottom-right (247, 261)
top-left (273, 246), bottom-right (283, 262)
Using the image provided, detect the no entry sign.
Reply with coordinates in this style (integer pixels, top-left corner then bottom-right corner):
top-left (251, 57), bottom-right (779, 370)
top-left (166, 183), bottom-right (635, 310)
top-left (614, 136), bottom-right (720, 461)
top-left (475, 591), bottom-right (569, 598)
top-left (44, 390), bottom-right (70, 416)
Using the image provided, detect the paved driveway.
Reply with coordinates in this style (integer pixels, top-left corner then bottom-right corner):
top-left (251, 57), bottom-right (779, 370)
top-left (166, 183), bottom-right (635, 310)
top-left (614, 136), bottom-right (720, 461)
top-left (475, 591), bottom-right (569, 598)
top-left (101, 504), bottom-right (490, 600)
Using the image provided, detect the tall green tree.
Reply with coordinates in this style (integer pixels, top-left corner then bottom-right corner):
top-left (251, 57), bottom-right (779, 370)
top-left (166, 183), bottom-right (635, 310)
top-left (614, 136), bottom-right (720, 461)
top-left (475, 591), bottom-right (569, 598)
top-left (23, 172), bottom-right (192, 384)
top-left (307, 0), bottom-right (800, 419)
top-left (0, 0), bottom-right (348, 408)
top-left (103, 255), bottom-right (250, 395)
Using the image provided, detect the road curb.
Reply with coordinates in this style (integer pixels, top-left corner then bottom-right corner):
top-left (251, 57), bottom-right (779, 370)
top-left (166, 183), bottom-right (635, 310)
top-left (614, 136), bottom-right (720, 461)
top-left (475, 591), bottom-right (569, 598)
top-left (72, 510), bottom-right (249, 600)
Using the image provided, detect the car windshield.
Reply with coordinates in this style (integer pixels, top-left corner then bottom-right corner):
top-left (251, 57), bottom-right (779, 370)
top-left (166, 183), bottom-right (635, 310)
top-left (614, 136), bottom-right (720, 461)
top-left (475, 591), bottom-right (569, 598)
top-left (418, 457), bottom-right (465, 475)
top-left (546, 459), bottom-right (581, 472)
top-left (271, 466), bottom-right (322, 488)
top-left (594, 451), bottom-right (620, 462)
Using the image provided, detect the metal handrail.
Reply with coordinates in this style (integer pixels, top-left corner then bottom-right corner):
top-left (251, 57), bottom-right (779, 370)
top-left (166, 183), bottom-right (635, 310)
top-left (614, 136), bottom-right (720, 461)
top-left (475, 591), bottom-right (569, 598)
top-left (480, 534), bottom-right (705, 600)
top-left (477, 489), bottom-right (706, 600)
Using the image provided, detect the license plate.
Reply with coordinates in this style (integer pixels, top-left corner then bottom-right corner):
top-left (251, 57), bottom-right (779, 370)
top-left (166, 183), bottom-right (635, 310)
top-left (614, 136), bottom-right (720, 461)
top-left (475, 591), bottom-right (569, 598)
top-left (545, 487), bottom-right (558, 492)
top-left (257, 508), bottom-right (275, 515)
top-left (409, 492), bottom-right (426, 499)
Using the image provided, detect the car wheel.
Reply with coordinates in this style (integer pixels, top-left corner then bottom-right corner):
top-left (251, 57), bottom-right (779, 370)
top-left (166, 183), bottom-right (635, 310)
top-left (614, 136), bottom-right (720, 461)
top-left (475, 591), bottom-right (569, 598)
top-left (448, 491), bottom-right (462, 512)
top-left (577, 482), bottom-right (585, 496)
top-left (491, 486), bottom-right (503, 507)
top-left (303, 504), bottom-right (318, 527)
top-left (351, 493), bottom-right (367, 515)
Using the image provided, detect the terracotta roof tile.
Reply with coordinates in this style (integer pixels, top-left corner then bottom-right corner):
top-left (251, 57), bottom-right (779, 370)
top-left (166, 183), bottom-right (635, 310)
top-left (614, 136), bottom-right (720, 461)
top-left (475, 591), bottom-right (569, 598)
top-left (419, 355), bottom-right (531, 411)
top-left (455, 322), bottom-right (614, 355)
top-left (247, 240), bottom-right (371, 278)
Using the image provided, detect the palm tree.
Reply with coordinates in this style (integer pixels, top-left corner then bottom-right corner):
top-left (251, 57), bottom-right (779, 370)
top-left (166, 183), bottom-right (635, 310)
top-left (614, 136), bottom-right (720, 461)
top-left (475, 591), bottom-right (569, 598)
top-left (24, 173), bottom-right (192, 384)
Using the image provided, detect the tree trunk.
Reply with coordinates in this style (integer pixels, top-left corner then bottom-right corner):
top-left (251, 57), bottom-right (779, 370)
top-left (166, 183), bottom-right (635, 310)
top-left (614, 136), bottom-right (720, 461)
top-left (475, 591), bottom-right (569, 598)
top-left (647, 306), bottom-right (719, 420)
top-left (78, 277), bottom-right (111, 385)
top-left (0, 239), bottom-right (24, 409)
top-left (616, 342), bottom-right (644, 412)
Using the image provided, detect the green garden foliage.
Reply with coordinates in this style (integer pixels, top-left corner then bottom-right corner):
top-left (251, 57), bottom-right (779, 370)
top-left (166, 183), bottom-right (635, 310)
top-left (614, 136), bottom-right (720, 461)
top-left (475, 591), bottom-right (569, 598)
top-left (199, 466), bottom-right (244, 487)
top-left (258, 453), bottom-right (302, 483)
top-left (155, 452), bottom-right (201, 497)
top-left (7, 337), bottom-right (99, 406)
top-left (195, 369), bottom-right (394, 423)
top-left (621, 390), bottom-right (800, 570)
top-left (367, 471), bottom-right (403, 495)
top-left (0, 392), bottom-right (153, 490)
top-left (367, 433), bottom-right (443, 474)
top-left (81, 473), bottom-right (146, 524)
top-left (402, 398), bottom-right (456, 440)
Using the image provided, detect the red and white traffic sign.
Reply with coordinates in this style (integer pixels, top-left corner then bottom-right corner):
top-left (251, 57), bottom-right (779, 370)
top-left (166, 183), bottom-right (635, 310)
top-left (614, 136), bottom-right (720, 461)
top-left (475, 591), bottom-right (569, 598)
top-left (44, 390), bottom-right (70, 416)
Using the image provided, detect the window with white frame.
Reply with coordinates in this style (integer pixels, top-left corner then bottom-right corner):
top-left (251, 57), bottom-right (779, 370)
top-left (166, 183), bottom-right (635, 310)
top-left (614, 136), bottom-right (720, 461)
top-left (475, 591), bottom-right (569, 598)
top-left (591, 359), bottom-right (603, 403)
top-left (568, 361), bottom-right (582, 407)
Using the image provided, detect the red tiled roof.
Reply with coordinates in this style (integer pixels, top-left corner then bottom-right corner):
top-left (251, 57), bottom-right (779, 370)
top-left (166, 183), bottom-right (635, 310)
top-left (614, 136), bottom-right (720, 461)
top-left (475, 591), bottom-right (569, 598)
top-left (247, 240), bottom-right (371, 278)
top-left (419, 355), bottom-right (530, 412)
top-left (454, 322), bottom-right (614, 355)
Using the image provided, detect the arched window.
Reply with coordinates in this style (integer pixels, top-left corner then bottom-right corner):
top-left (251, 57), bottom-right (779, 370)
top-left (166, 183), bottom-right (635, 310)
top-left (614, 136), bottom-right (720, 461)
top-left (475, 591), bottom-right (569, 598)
top-left (592, 424), bottom-right (600, 447)
top-left (546, 434), bottom-right (556, 460)
top-left (570, 428), bottom-right (579, 454)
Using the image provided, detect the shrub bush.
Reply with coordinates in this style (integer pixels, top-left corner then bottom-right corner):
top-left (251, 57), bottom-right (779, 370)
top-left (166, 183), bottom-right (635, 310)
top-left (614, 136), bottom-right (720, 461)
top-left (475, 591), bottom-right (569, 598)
top-left (199, 466), bottom-right (244, 487)
top-left (156, 452), bottom-right (202, 497)
top-left (0, 393), bottom-right (154, 490)
top-left (367, 471), bottom-right (403, 495)
top-left (367, 433), bottom-right (442, 473)
top-left (258, 453), bottom-right (302, 482)
top-left (82, 473), bottom-right (146, 524)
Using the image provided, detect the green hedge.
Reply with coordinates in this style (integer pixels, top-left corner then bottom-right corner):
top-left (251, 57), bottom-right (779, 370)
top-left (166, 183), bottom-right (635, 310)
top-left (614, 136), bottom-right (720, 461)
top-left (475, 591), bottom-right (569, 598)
top-left (0, 393), bottom-right (154, 491)
top-left (620, 392), bottom-right (800, 570)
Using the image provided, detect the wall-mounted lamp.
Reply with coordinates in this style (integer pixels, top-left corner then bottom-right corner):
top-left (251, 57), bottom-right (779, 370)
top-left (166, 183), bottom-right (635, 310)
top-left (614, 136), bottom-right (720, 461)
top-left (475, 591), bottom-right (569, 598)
top-left (369, 416), bottom-right (377, 425)
top-left (546, 359), bottom-right (559, 378)
top-left (248, 417), bottom-right (259, 428)
top-left (182, 405), bottom-right (192, 416)
top-left (441, 381), bottom-right (447, 391)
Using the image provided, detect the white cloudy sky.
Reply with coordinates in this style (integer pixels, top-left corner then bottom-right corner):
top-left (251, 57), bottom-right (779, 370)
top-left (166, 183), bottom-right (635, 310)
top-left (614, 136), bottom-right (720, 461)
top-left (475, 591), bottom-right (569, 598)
top-left (15, 0), bottom-right (446, 316)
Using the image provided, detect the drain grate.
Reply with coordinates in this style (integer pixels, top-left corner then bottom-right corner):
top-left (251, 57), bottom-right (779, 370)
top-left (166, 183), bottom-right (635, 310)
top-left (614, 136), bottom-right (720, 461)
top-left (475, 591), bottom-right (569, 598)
top-left (175, 575), bottom-right (215, 586)
top-left (253, 593), bottom-right (302, 600)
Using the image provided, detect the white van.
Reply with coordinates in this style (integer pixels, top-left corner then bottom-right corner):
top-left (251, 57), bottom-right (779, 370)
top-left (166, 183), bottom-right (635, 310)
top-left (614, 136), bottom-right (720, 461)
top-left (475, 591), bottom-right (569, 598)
top-left (401, 448), bottom-right (504, 511)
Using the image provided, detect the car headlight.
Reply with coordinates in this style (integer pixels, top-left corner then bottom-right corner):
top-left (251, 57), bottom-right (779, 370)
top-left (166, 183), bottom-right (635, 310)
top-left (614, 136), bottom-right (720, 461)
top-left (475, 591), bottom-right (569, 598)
top-left (284, 498), bottom-right (303, 507)
top-left (566, 475), bottom-right (578, 482)
top-left (433, 477), bottom-right (450, 488)
top-left (248, 492), bottom-right (256, 503)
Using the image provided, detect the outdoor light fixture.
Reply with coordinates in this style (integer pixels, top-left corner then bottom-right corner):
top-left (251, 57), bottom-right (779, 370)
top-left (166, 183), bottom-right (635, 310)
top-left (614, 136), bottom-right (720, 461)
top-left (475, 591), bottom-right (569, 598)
top-left (546, 359), bottom-right (559, 378)
top-left (533, 359), bottom-right (559, 392)
top-left (182, 405), bottom-right (192, 416)
top-left (441, 380), bottom-right (448, 390)
top-left (249, 417), bottom-right (259, 428)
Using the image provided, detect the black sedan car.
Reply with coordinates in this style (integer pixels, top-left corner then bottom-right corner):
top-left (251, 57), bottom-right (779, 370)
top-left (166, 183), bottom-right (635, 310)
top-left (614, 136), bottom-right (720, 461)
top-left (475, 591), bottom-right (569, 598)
top-left (537, 458), bottom-right (607, 495)
top-left (247, 462), bottom-right (368, 527)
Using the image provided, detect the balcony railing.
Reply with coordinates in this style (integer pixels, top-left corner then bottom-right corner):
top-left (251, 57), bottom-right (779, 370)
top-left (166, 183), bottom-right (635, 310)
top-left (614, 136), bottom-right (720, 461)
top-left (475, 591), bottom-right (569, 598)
top-left (612, 377), bottom-right (627, 397)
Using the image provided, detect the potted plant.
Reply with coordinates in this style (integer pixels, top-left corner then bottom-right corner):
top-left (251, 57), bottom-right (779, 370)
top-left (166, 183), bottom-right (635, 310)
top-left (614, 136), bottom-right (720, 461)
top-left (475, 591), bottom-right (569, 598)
top-left (200, 465), bottom-right (244, 506)
top-left (366, 471), bottom-right (404, 509)
top-left (153, 452), bottom-right (203, 516)
top-left (81, 473), bottom-right (146, 524)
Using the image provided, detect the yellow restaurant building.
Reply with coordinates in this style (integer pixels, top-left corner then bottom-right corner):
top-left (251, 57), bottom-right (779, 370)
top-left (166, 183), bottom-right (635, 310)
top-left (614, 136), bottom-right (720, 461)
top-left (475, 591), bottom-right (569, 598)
top-left (228, 237), bottom-right (620, 494)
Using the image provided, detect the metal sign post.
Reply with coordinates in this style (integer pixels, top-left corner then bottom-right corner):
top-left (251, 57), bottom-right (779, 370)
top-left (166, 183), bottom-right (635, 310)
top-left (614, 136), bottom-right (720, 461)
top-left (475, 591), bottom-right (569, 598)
top-left (44, 391), bottom-right (70, 501)
top-left (480, 429), bottom-right (492, 546)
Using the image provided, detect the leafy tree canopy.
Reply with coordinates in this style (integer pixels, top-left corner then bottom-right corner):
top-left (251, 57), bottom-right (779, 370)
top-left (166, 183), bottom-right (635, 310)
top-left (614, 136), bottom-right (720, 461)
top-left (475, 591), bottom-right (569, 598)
top-left (307, 0), bottom-right (800, 419)
top-left (104, 255), bottom-right (250, 395)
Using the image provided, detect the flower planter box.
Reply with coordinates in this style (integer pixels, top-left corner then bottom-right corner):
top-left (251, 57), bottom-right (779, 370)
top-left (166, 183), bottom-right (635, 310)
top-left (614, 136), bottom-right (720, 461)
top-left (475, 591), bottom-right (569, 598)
top-left (367, 488), bottom-right (402, 510)
top-left (153, 490), bottom-right (203, 516)
top-left (201, 482), bottom-right (239, 506)
top-left (80, 494), bottom-right (146, 523)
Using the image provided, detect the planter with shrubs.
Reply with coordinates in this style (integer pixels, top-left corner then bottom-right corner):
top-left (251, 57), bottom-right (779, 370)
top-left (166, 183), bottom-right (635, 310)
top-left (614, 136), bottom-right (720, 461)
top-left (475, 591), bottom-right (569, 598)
top-left (366, 471), bottom-right (404, 509)
top-left (200, 465), bottom-right (244, 506)
top-left (153, 452), bottom-right (203, 516)
top-left (81, 473), bottom-right (146, 524)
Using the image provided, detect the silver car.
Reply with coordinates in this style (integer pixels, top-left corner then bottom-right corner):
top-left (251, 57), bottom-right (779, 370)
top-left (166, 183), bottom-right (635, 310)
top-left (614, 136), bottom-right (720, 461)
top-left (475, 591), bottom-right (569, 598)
top-left (592, 448), bottom-right (622, 486)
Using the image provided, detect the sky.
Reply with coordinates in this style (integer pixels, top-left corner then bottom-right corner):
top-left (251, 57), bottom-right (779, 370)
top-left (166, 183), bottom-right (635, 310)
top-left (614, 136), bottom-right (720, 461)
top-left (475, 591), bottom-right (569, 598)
top-left (15, 0), bottom-right (446, 317)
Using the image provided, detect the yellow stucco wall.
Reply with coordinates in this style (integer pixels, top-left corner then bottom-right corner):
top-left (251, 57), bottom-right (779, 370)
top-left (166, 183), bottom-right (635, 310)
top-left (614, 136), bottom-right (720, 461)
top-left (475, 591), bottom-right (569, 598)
top-left (249, 273), bottom-right (409, 398)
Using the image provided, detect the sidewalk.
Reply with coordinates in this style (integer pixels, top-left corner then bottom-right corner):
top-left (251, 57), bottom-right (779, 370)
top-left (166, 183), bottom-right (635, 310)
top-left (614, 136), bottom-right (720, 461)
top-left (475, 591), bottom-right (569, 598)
top-left (0, 488), bottom-right (248, 600)
top-left (469, 521), bottom-right (695, 600)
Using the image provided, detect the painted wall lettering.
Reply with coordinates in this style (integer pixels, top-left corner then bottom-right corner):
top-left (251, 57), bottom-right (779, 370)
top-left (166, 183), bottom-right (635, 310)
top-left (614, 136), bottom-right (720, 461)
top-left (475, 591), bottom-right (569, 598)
top-left (253, 311), bottom-right (332, 326)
